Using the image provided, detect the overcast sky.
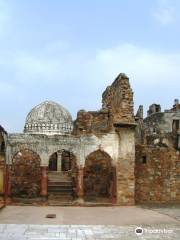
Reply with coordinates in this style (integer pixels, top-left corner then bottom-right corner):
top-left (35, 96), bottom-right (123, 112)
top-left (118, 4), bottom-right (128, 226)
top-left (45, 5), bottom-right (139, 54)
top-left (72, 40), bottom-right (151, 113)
top-left (0, 0), bottom-right (180, 132)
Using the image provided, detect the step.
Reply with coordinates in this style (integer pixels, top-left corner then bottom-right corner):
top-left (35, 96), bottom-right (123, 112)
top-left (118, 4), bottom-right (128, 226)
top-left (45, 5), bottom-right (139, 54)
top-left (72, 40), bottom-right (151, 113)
top-left (48, 175), bottom-right (72, 179)
top-left (48, 188), bottom-right (73, 193)
top-left (48, 171), bottom-right (71, 176)
top-left (48, 195), bottom-right (74, 203)
top-left (48, 185), bottom-right (73, 190)
top-left (48, 193), bottom-right (73, 197)
top-left (48, 173), bottom-right (72, 177)
top-left (48, 192), bottom-right (72, 196)
top-left (48, 180), bottom-right (72, 184)
top-left (48, 177), bottom-right (72, 182)
top-left (48, 182), bottom-right (73, 187)
top-left (48, 180), bottom-right (73, 186)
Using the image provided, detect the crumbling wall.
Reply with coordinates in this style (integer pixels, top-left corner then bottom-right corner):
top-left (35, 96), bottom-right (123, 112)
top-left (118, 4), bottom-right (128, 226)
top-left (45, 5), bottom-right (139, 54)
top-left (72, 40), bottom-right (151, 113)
top-left (135, 145), bottom-right (180, 203)
top-left (135, 106), bottom-right (144, 145)
top-left (74, 73), bottom-right (135, 136)
top-left (142, 103), bottom-right (180, 149)
top-left (102, 73), bottom-right (134, 124)
top-left (73, 109), bottom-right (112, 136)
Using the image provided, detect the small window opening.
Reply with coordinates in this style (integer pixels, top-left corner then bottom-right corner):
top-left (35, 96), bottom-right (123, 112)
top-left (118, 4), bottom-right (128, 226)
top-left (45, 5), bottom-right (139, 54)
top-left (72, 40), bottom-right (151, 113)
top-left (142, 156), bottom-right (147, 164)
top-left (155, 106), bottom-right (159, 112)
top-left (173, 120), bottom-right (179, 131)
top-left (1, 142), bottom-right (5, 153)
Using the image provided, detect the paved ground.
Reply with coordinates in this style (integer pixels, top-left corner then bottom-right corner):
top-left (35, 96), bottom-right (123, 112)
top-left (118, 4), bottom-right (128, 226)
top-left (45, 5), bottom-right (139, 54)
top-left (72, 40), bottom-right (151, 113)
top-left (0, 224), bottom-right (180, 240)
top-left (142, 205), bottom-right (180, 221)
top-left (0, 206), bottom-right (179, 239)
top-left (0, 206), bottom-right (179, 225)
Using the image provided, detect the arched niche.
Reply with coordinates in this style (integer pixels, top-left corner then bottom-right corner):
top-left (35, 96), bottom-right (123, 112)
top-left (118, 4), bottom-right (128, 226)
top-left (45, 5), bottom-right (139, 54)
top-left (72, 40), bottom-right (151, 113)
top-left (84, 150), bottom-right (114, 202)
top-left (11, 149), bottom-right (41, 198)
top-left (0, 131), bottom-right (5, 158)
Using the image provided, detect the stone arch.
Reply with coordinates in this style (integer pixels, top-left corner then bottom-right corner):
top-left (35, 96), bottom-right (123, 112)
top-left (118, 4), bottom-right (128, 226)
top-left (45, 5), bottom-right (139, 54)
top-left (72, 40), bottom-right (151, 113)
top-left (0, 131), bottom-right (5, 156)
top-left (48, 149), bottom-right (77, 172)
top-left (11, 149), bottom-right (41, 198)
top-left (9, 145), bottom-right (42, 165)
top-left (84, 150), bottom-right (114, 201)
top-left (48, 150), bottom-right (78, 200)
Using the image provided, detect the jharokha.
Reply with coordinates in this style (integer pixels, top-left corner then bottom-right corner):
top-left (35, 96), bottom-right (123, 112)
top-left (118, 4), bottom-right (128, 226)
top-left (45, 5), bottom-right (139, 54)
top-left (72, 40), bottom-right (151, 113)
top-left (0, 73), bottom-right (180, 205)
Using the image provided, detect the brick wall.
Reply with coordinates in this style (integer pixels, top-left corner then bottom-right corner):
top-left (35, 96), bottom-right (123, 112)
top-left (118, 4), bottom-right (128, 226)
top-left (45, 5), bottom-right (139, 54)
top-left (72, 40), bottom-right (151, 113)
top-left (135, 145), bottom-right (180, 203)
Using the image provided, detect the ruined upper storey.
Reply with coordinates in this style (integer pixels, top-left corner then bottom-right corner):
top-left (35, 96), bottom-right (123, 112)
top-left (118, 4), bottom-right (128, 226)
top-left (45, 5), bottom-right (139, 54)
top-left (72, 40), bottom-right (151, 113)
top-left (102, 73), bottom-right (134, 125)
top-left (74, 73), bottom-right (135, 135)
top-left (135, 99), bottom-right (180, 149)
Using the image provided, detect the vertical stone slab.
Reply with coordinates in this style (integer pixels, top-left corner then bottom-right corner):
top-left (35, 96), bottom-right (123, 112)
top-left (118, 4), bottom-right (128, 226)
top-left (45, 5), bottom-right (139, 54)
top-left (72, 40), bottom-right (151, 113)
top-left (40, 166), bottom-right (48, 198)
top-left (57, 151), bottom-right (62, 171)
top-left (178, 134), bottom-right (180, 149)
top-left (0, 167), bottom-right (4, 195)
top-left (4, 165), bottom-right (12, 204)
top-left (7, 165), bottom-right (11, 197)
top-left (76, 165), bottom-right (84, 203)
top-left (111, 166), bottom-right (117, 204)
top-left (116, 128), bottom-right (135, 205)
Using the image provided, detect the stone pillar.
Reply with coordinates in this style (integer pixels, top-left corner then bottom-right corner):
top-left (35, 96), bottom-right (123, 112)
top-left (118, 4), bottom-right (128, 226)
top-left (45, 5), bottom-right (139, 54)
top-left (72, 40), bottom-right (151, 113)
top-left (57, 151), bottom-right (62, 171)
top-left (177, 133), bottom-right (180, 149)
top-left (4, 165), bottom-right (11, 204)
top-left (7, 165), bottom-right (11, 197)
top-left (40, 166), bottom-right (48, 198)
top-left (76, 165), bottom-right (84, 204)
top-left (111, 167), bottom-right (117, 204)
top-left (0, 165), bottom-right (4, 196)
top-left (116, 128), bottom-right (135, 205)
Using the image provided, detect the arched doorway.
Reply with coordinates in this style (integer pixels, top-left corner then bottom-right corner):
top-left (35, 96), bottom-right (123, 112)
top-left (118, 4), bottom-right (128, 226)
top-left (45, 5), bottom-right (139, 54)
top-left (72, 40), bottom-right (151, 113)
top-left (84, 150), bottom-right (114, 202)
top-left (11, 149), bottom-right (41, 198)
top-left (0, 130), bottom-right (5, 159)
top-left (48, 150), bottom-right (78, 203)
top-left (49, 152), bottom-right (58, 171)
top-left (48, 150), bottom-right (76, 172)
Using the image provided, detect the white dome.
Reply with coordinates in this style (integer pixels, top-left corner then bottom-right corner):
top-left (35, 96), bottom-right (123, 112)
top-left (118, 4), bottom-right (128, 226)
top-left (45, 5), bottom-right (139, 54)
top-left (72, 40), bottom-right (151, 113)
top-left (24, 101), bottom-right (73, 135)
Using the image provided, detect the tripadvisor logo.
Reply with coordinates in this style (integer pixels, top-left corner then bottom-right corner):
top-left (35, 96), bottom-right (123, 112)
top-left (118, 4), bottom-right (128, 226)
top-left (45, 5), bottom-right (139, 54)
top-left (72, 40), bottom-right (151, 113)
top-left (135, 227), bottom-right (143, 236)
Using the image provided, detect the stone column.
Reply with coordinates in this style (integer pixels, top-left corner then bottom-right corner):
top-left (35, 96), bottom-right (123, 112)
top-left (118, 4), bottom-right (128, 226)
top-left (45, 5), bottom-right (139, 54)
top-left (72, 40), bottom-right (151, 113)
top-left (177, 132), bottom-right (180, 149)
top-left (76, 165), bottom-right (84, 204)
top-left (4, 165), bottom-right (11, 204)
top-left (116, 128), bottom-right (135, 205)
top-left (57, 151), bottom-right (62, 171)
top-left (40, 166), bottom-right (48, 199)
top-left (0, 165), bottom-right (4, 196)
top-left (111, 167), bottom-right (117, 204)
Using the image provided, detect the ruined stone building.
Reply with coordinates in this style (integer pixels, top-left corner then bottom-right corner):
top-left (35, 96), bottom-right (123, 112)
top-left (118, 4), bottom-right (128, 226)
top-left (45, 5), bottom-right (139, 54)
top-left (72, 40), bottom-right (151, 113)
top-left (0, 73), bottom-right (179, 205)
top-left (135, 100), bottom-right (180, 203)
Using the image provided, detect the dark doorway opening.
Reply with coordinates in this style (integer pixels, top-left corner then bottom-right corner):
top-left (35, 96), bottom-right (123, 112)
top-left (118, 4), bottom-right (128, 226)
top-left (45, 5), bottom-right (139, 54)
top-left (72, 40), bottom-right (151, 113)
top-left (62, 150), bottom-right (71, 171)
top-left (49, 153), bottom-right (57, 171)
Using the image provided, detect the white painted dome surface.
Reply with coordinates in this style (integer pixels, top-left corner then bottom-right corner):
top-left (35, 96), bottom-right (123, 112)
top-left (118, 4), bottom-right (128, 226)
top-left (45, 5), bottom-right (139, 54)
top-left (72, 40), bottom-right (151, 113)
top-left (24, 101), bottom-right (73, 135)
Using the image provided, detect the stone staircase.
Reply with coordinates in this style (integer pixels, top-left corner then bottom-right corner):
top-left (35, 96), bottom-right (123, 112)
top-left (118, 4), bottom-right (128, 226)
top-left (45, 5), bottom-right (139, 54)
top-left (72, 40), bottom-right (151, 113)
top-left (48, 171), bottom-right (74, 205)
